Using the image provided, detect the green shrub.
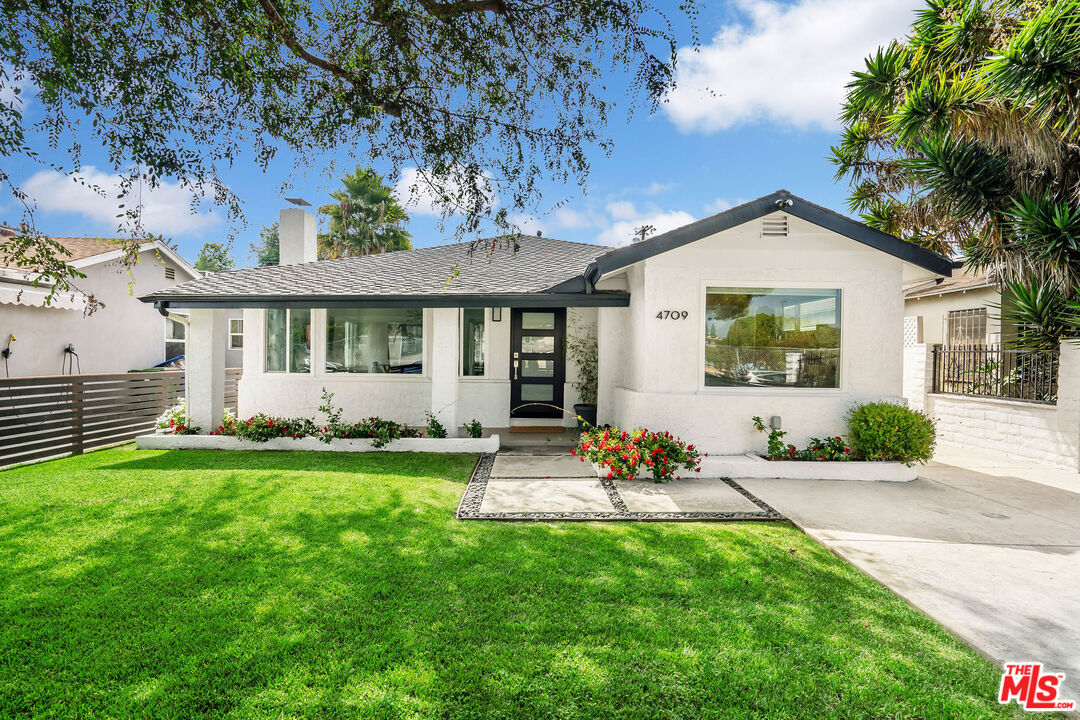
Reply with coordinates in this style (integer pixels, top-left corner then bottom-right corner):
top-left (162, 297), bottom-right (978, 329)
top-left (463, 419), bottom-right (483, 438)
top-left (425, 412), bottom-right (447, 439)
top-left (847, 402), bottom-right (936, 465)
top-left (212, 412), bottom-right (418, 447)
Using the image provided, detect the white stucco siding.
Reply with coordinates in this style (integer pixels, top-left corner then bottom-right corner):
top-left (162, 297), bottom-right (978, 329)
top-left (239, 374), bottom-right (434, 424)
top-left (904, 286), bottom-right (1001, 346)
top-left (605, 214), bottom-right (908, 453)
top-left (237, 306), bottom-right (513, 429)
top-left (597, 299), bottom-right (631, 426)
top-left (560, 307), bottom-right (598, 426)
top-left (0, 248), bottom-right (196, 377)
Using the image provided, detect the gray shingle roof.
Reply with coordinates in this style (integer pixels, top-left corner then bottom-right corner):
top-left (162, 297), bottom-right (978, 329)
top-left (142, 235), bottom-right (609, 302)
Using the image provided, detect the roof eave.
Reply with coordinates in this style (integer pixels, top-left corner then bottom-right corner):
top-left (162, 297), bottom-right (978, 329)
top-left (143, 291), bottom-right (631, 310)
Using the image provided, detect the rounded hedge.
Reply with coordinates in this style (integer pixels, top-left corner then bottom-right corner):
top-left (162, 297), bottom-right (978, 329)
top-left (846, 402), bottom-right (936, 465)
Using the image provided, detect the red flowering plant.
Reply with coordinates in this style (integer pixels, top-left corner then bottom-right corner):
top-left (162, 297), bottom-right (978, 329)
top-left (798, 436), bottom-right (852, 461)
top-left (155, 400), bottom-right (200, 435)
top-left (637, 430), bottom-right (702, 481)
top-left (752, 417), bottom-right (851, 461)
top-left (328, 417), bottom-right (420, 447)
top-left (211, 414), bottom-right (316, 441)
top-left (573, 426), bottom-right (701, 483)
top-left (779, 436), bottom-right (853, 461)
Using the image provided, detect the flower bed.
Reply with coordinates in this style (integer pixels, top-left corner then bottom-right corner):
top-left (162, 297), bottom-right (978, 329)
top-left (141, 389), bottom-right (499, 453)
top-left (752, 403), bottom-right (936, 467)
top-left (136, 433), bottom-right (499, 453)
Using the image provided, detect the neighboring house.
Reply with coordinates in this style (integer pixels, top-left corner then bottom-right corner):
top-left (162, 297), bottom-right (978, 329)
top-left (904, 267), bottom-right (1002, 347)
top-left (141, 190), bottom-right (951, 452)
top-left (0, 232), bottom-right (244, 377)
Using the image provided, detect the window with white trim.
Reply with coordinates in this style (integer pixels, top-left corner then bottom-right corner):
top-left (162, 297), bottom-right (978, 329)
top-left (165, 316), bottom-right (186, 361)
top-left (265, 309), bottom-right (311, 373)
top-left (325, 308), bottom-right (424, 374)
top-left (705, 287), bottom-right (841, 388)
top-left (461, 308), bottom-right (486, 376)
top-left (229, 318), bottom-right (244, 349)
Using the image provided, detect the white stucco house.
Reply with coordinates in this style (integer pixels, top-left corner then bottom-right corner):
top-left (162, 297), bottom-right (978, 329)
top-left (0, 233), bottom-right (245, 377)
top-left (140, 190), bottom-right (952, 453)
top-left (904, 266), bottom-right (1002, 347)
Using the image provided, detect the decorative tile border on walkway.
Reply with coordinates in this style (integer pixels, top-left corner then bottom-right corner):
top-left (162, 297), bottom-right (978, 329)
top-left (456, 453), bottom-right (785, 522)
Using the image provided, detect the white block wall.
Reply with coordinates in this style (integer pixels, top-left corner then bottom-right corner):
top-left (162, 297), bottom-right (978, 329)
top-left (904, 342), bottom-right (1080, 471)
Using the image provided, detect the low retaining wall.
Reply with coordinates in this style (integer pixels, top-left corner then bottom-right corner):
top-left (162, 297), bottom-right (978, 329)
top-left (136, 433), bottom-right (500, 453)
top-left (925, 393), bottom-right (1076, 470)
top-left (594, 454), bottom-right (916, 482)
top-left (904, 342), bottom-right (1080, 471)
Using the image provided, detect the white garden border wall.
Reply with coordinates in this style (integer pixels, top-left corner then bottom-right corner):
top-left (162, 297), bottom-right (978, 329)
top-left (136, 433), bottom-right (500, 453)
top-left (593, 454), bottom-right (916, 482)
top-left (904, 342), bottom-right (1080, 471)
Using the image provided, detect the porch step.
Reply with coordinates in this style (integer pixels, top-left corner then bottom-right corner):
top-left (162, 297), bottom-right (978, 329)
top-left (508, 425), bottom-right (565, 434)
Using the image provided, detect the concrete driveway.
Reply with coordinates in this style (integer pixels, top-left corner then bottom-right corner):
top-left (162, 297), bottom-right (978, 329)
top-left (740, 456), bottom-right (1080, 705)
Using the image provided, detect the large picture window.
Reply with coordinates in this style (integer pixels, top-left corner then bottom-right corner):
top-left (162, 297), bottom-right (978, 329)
top-left (461, 308), bottom-right (485, 376)
top-left (265, 309), bottom-right (311, 373)
top-left (326, 308), bottom-right (423, 374)
top-left (705, 287), bottom-right (841, 388)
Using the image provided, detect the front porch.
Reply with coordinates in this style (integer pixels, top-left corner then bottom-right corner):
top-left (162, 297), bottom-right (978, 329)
top-left (180, 304), bottom-right (607, 437)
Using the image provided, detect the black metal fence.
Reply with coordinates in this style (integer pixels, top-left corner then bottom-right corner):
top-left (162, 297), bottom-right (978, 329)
top-left (932, 344), bottom-right (1058, 404)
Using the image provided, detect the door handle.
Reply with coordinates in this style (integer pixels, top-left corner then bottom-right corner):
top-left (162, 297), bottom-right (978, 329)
top-left (513, 360), bottom-right (519, 379)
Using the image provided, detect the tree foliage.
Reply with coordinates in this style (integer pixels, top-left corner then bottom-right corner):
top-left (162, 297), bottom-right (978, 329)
top-left (318, 168), bottom-right (411, 258)
top-left (1, 0), bottom-right (699, 302)
top-left (250, 222), bottom-right (280, 267)
top-left (832, 0), bottom-right (1080, 291)
top-left (194, 242), bottom-right (236, 273)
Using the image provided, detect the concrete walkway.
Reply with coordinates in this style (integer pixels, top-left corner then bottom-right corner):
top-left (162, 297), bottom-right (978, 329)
top-left (740, 458), bottom-right (1080, 705)
top-left (456, 452), bottom-right (781, 522)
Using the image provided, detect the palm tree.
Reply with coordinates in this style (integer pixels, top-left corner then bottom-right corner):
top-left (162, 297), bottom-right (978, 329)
top-left (831, 0), bottom-right (1080, 346)
top-left (831, 0), bottom-right (1080, 291)
top-left (318, 168), bottom-right (412, 258)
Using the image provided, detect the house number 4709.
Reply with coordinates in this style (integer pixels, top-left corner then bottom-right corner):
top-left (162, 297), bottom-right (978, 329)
top-left (655, 310), bottom-right (689, 320)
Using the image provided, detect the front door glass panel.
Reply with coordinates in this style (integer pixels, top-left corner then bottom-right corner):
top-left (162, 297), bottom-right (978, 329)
top-left (511, 309), bottom-right (565, 418)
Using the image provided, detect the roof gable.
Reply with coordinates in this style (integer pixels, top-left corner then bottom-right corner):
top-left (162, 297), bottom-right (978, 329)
top-left (587, 190), bottom-right (954, 280)
top-left (1, 234), bottom-right (199, 280)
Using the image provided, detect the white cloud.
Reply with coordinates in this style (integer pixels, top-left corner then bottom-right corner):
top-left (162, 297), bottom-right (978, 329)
top-left (594, 202), bottom-right (696, 247)
top-left (21, 166), bottom-right (220, 235)
top-left (551, 207), bottom-right (593, 230)
top-left (641, 181), bottom-right (680, 196)
top-left (394, 166), bottom-right (500, 217)
top-left (664, 0), bottom-right (922, 132)
top-left (508, 212), bottom-right (547, 235)
top-left (605, 200), bottom-right (639, 222)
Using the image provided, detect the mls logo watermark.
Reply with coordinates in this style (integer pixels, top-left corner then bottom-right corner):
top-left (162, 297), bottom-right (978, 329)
top-left (998, 663), bottom-right (1075, 712)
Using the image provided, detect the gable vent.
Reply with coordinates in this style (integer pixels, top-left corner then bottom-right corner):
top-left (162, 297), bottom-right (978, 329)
top-left (762, 215), bottom-right (788, 237)
top-left (165, 267), bottom-right (175, 280)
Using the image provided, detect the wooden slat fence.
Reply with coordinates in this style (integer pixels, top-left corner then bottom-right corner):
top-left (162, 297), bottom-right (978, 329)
top-left (0, 368), bottom-right (242, 467)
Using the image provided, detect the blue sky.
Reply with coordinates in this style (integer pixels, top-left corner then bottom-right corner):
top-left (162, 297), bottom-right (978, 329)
top-left (3, 0), bottom-right (925, 267)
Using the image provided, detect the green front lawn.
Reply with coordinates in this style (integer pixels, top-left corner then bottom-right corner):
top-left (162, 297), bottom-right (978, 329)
top-left (0, 447), bottom-right (1022, 719)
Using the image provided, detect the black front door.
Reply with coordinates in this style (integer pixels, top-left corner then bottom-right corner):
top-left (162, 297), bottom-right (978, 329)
top-left (510, 309), bottom-right (566, 418)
